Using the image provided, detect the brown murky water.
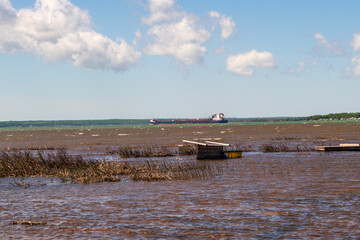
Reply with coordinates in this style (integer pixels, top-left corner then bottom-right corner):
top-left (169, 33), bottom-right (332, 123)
top-left (1, 122), bottom-right (360, 239)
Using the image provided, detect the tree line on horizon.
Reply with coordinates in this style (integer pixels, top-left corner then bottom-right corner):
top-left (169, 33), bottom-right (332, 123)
top-left (307, 112), bottom-right (360, 121)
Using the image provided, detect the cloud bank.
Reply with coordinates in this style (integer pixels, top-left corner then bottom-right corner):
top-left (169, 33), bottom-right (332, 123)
top-left (226, 50), bottom-right (276, 76)
top-left (0, 0), bottom-right (141, 71)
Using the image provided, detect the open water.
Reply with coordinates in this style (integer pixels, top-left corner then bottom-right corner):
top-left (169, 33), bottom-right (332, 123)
top-left (1, 151), bottom-right (359, 239)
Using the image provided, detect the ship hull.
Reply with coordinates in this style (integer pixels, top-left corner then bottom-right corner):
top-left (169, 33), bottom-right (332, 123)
top-left (150, 119), bottom-right (228, 125)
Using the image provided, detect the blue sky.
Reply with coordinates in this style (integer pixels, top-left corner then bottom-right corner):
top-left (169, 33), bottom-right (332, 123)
top-left (1, 0), bottom-right (360, 121)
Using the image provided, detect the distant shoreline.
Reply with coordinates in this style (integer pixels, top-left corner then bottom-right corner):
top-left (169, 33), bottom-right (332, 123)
top-left (1, 112), bottom-right (360, 129)
top-left (0, 118), bottom-right (359, 131)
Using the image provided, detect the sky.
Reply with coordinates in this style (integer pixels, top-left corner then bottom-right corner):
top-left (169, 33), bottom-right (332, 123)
top-left (1, 0), bottom-right (360, 121)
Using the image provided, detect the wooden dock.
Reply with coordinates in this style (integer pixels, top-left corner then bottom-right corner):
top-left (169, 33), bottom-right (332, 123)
top-left (315, 143), bottom-right (360, 151)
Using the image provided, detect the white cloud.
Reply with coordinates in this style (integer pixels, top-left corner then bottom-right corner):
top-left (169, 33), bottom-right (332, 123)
top-left (141, 0), bottom-right (184, 25)
top-left (351, 56), bottom-right (360, 76)
top-left (0, 0), bottom-right (141, 71)
top-left (0, 0), bottom-right (16, 23)
top-left (226, 50), bottom-right (276, 76)
top-left (208, 11), bottom-right (220, 18)
top-left (146, 16), bottom-right (210, 65)
top-left (345, 34), bottom-right (360, 76)
top-left (284, 59), bottom-right (318, 75)
top-left (314, 33), bottom-right (342, 55)
top-left (142, 1), bottom-right (237, 65)
top-left (209, 11), bottom-right (236, 40)
top-left (352, 34), bottom-right (360, 51)
top-left (132, 30), bottom-right (142, 46)
top-left (219, 16), bottom-right (236, 40)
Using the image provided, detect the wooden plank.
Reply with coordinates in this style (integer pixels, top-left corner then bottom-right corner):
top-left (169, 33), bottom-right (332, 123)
top-left (205, 141), bottom-right (230, 146)
top-left (339, 143), bottom-right (360, 147)
top-left (182, 140), bottom-right (207, 146)
top-left (315, 145), bottom-right (360, 151)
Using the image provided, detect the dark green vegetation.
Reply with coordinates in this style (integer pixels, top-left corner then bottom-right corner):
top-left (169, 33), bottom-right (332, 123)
top-left (308, 112), bottom-right (360, 121)
top-left (0, 150), bottom-right (221, 183)
top-left (0, 119), bottom-right (149, 128)
top-left (0, 112), bottom-right (359, 129)
top-left (229, 112), bottom-right (360, 123)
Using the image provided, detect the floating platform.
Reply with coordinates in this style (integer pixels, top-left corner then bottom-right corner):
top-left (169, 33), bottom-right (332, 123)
top-left (182, 140), bottom-right (242, 160)
top-left (315, 143), bottom-right (360, 151)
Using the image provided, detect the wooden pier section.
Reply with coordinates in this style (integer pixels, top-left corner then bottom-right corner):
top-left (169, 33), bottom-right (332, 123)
top-left (315, 143), bottom-right (360, 151)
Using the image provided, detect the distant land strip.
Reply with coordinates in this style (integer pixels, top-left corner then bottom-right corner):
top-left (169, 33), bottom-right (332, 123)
top-left (0, 112), bottom-right (359, 129)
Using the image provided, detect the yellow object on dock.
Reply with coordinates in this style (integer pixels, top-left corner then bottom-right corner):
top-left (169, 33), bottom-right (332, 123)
top-left (223, 150), bottom-right (242, 159)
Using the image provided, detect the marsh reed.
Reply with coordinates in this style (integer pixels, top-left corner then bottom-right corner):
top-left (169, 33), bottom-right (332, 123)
top-left (259, 143), bottom-right (315, 152)
top-left (0, 149), bottom-right (221, 183)
top-left (105, 145), bottom-right (197, 158)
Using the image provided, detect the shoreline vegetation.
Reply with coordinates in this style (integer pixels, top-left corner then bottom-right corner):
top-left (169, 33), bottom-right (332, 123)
top-left (0, 112), bottom-right (360, 129)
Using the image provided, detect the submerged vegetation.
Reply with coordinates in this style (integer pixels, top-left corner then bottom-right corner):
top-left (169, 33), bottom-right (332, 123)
top-left (105, 145), bottom-right (197, 158)
top-left (0, 149), bottom-right (221, 183)
top-left (259, 143), bottom-right (314, 152)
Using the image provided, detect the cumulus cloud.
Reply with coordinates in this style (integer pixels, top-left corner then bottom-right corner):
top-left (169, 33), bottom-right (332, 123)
top-left (226, 50), bottom-right (276, 76)
top-left (0, 0), bottom-right (141, 71)
top-left (142, 0), bottom-right (210, 65)
top-left (146, 16), bottom-right (210, 65)
top-left (209, 11), bottom-right (236, 40)
top-left (141, 0), bottom-right (184, 25)
top-left (314, 33), bottom-right (343, 56)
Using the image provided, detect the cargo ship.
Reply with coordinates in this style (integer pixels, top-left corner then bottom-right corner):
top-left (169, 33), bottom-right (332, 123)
top-left (150, 113), bottom-right (228, 125)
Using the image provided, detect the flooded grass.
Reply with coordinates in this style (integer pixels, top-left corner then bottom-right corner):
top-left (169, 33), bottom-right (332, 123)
top-left (127, 159), bottom-right (222, 181)
top-left (105, 145), bottom-right (197, 158)
top-left (176, 145), bottom-right (198, 155)
top-left (259, 143), bottom-right (315, 152)
top-left (105, 145), bottom-right (175, 158)
top-left (0, 149), bottom-right (222, 183)
top-left (0, 150), bottom-right (87, 178)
